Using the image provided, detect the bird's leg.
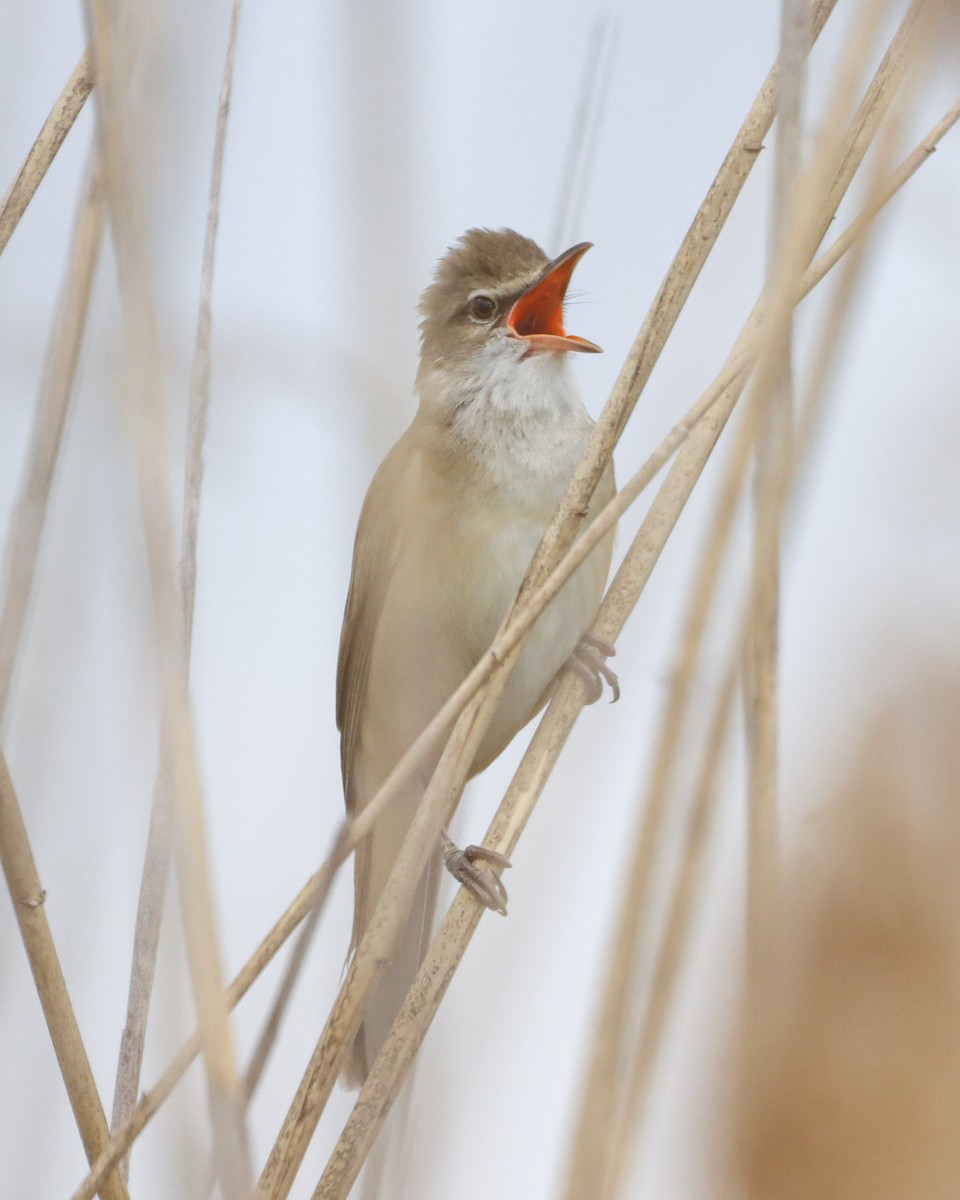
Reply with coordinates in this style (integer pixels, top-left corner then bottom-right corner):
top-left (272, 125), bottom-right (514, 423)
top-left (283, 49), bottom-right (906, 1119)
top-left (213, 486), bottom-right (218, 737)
top-left (441, 831), bottom-right (511, 916)
top-left (567, 632), bottom-right (620, 703)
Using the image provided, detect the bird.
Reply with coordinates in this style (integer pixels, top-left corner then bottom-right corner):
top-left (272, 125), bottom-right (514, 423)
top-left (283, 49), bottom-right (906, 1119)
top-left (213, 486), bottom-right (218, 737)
top-left (336, 227), bottom-right (616, 1086)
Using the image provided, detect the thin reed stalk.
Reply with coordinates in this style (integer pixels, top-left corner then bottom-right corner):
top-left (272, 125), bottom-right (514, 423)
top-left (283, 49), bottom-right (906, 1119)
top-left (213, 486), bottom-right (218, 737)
top-left (524, 0), bottom-right (839, 590)
top-left (108, 1), bottom-right (244, 1176)
top-left (602, 667), bottom-right (737, 1200)
top-left (0, 162), bottom-right (103, 724)
top-left (572, 2), bottom-right (905, 1189)
top-left (0, 748), bottom-right (129, 1200)
top-left (600, 115), bottom-right (899, 1197)
top-left (0, 49), bottom-right (94, 256)
top-left (743, 0), bottom-right (810, 1009)
top-left (84, 0), bottom-right (252, 1194)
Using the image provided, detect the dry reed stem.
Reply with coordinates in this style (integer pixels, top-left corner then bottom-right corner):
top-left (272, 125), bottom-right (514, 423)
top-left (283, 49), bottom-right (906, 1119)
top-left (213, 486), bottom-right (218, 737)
top-left (0, 163), bottom-right (103, 724)
top-left (567, 3), bottom-right (899, 1188)
top-left (73, 856), bottom-right (340, 1200)
top-left (181, 0), bottom-right (242, 649)
top-left (604, 666), bottom-right (738, 1200)
top-left (110, 760), bottom-right (172, 1178)
top-left (84, 1), bottom-right (252, 1194)
top-left (585, 409), bottom-right (774, 1198)
top-left (742, 0), bottom-right (810, 1012)
top-left (743, 0), bottom-right (917, 1001)
top-left (0, 748), bottom-right (129, 1200)
top-left (810, 97), bottom-right (960, 282)
top-left (240, 859), bottom-right (329, 1105)
top-left (747, 0), bottom-right (903, 949)
top-left (109, 0), bottom-right (243, 1174)
top-left (0, 49), bottom-right (94, 257)
top-left (520, 0), bottom-right (838, 601)
top-left (258, 677), bottom-right (515, 1198)
top-left (68, 65), bottom-right (958, 1200)
top-left (600, 109), bottom-right (902, 1198)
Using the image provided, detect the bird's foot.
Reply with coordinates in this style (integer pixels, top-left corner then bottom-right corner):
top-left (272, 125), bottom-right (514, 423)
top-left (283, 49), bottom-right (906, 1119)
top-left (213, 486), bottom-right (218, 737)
top-left (441, 833), bottom-right (511, 915)
top-left (567, 633), bottom-right (620, 704)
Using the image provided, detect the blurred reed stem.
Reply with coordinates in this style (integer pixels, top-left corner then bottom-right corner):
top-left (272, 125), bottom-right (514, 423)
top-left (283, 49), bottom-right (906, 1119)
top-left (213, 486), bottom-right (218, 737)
top-left (84, 0), bottom-right (252, 1193)
top-left (0, 161), bottom-right (102, 726)
top-left (109, 0), bottom-right (244, 1179)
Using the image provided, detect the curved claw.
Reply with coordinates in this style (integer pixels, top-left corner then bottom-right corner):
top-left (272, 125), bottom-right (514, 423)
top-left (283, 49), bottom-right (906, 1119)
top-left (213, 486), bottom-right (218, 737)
top-left (568, 634), bottom-right (620, 704)
top-left (442, 836), bottom-right (511, 915)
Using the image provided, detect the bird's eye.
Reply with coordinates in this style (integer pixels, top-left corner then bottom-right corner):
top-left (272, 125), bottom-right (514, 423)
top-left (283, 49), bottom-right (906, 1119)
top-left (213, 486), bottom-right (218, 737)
top-left (468, 294), bottom-right (497, 322)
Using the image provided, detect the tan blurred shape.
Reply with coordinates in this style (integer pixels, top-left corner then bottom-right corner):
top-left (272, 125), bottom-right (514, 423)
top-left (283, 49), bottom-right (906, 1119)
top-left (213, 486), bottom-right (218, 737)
top-left (730, 672), bottom-right (960, 1200)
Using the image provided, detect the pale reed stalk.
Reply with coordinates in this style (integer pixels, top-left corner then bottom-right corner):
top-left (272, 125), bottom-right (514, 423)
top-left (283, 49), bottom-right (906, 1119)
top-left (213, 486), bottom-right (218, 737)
top-left (0, 49), bottom-right (94, 256)
top-left (0, 162), bottom-right (102, 725)
top-left (108, 1), bottom-right (244, 1179)
top-left (569, 0), bottom-right (914, 1189)
top-left (84, 0), bottom-right (252, 1193)
top-left (742, 0), bottom-right (810, 1010)
top-left (601, 104), bottom-right (902, 1198)
top-left (0, 749), bottom-right (130, 1200)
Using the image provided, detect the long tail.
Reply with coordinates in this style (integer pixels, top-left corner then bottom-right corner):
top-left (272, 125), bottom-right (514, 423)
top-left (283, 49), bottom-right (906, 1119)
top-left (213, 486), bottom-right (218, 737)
top-left (342, 792), bottom-right (441, 1088)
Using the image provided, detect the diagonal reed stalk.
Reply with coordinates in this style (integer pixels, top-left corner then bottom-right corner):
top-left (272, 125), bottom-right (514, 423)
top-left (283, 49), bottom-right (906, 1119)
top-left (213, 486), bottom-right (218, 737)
top-left (67, 83), bottom-right (958, 1197)
top-left (567, 3), bottom-right (927, 1194)
top-left (108, 0), bottom-right (244, 1180)
top-left (0, 82), bottom-right (113, 1200)
top-left (0, 747), bottom-right (130, 1200)
top-left (0, 48), bottom-right (94, 257)
top-left (0, 160), bottom-right (103, 726)
top-left (598, 99), bottom-right (906, 1199)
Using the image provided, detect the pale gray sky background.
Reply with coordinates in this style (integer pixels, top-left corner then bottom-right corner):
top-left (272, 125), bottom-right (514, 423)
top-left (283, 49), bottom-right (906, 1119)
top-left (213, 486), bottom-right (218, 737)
top-left (1, 2), bottom-right (958, 1197)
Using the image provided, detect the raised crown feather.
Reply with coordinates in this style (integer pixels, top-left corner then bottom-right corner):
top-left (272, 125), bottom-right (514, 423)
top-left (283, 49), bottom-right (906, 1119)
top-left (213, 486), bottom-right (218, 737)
top-left (418, 228), bottom-right (547, 335)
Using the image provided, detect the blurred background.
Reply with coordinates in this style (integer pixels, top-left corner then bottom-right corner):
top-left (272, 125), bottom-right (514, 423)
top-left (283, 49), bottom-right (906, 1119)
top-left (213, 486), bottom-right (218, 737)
top-left (1, 1), bottom-right (958, 1196)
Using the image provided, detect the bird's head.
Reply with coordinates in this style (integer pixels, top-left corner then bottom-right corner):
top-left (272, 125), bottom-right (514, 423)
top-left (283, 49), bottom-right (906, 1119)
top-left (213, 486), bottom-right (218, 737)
top-left (416, 228), bottom-right (601, 406)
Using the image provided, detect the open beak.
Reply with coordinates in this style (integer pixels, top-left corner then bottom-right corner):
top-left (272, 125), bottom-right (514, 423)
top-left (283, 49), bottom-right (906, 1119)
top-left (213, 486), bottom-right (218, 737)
top-left (506, 242), bottom-right (602, 355)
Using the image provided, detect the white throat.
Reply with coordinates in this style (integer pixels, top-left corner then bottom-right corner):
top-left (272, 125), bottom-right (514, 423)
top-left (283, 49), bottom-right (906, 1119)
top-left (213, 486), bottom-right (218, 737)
top-left (417, 335), bottom-right (593, 509)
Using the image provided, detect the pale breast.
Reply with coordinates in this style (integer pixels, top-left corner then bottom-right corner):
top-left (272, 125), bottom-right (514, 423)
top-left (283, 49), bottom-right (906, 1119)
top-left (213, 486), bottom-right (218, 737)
top-left (414, 443), bottom-right (614, 775)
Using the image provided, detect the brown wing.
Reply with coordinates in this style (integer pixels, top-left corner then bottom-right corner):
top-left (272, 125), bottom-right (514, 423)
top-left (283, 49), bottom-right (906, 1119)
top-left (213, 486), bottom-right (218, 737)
top-left (335, 443), bottom-right (408, 813)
